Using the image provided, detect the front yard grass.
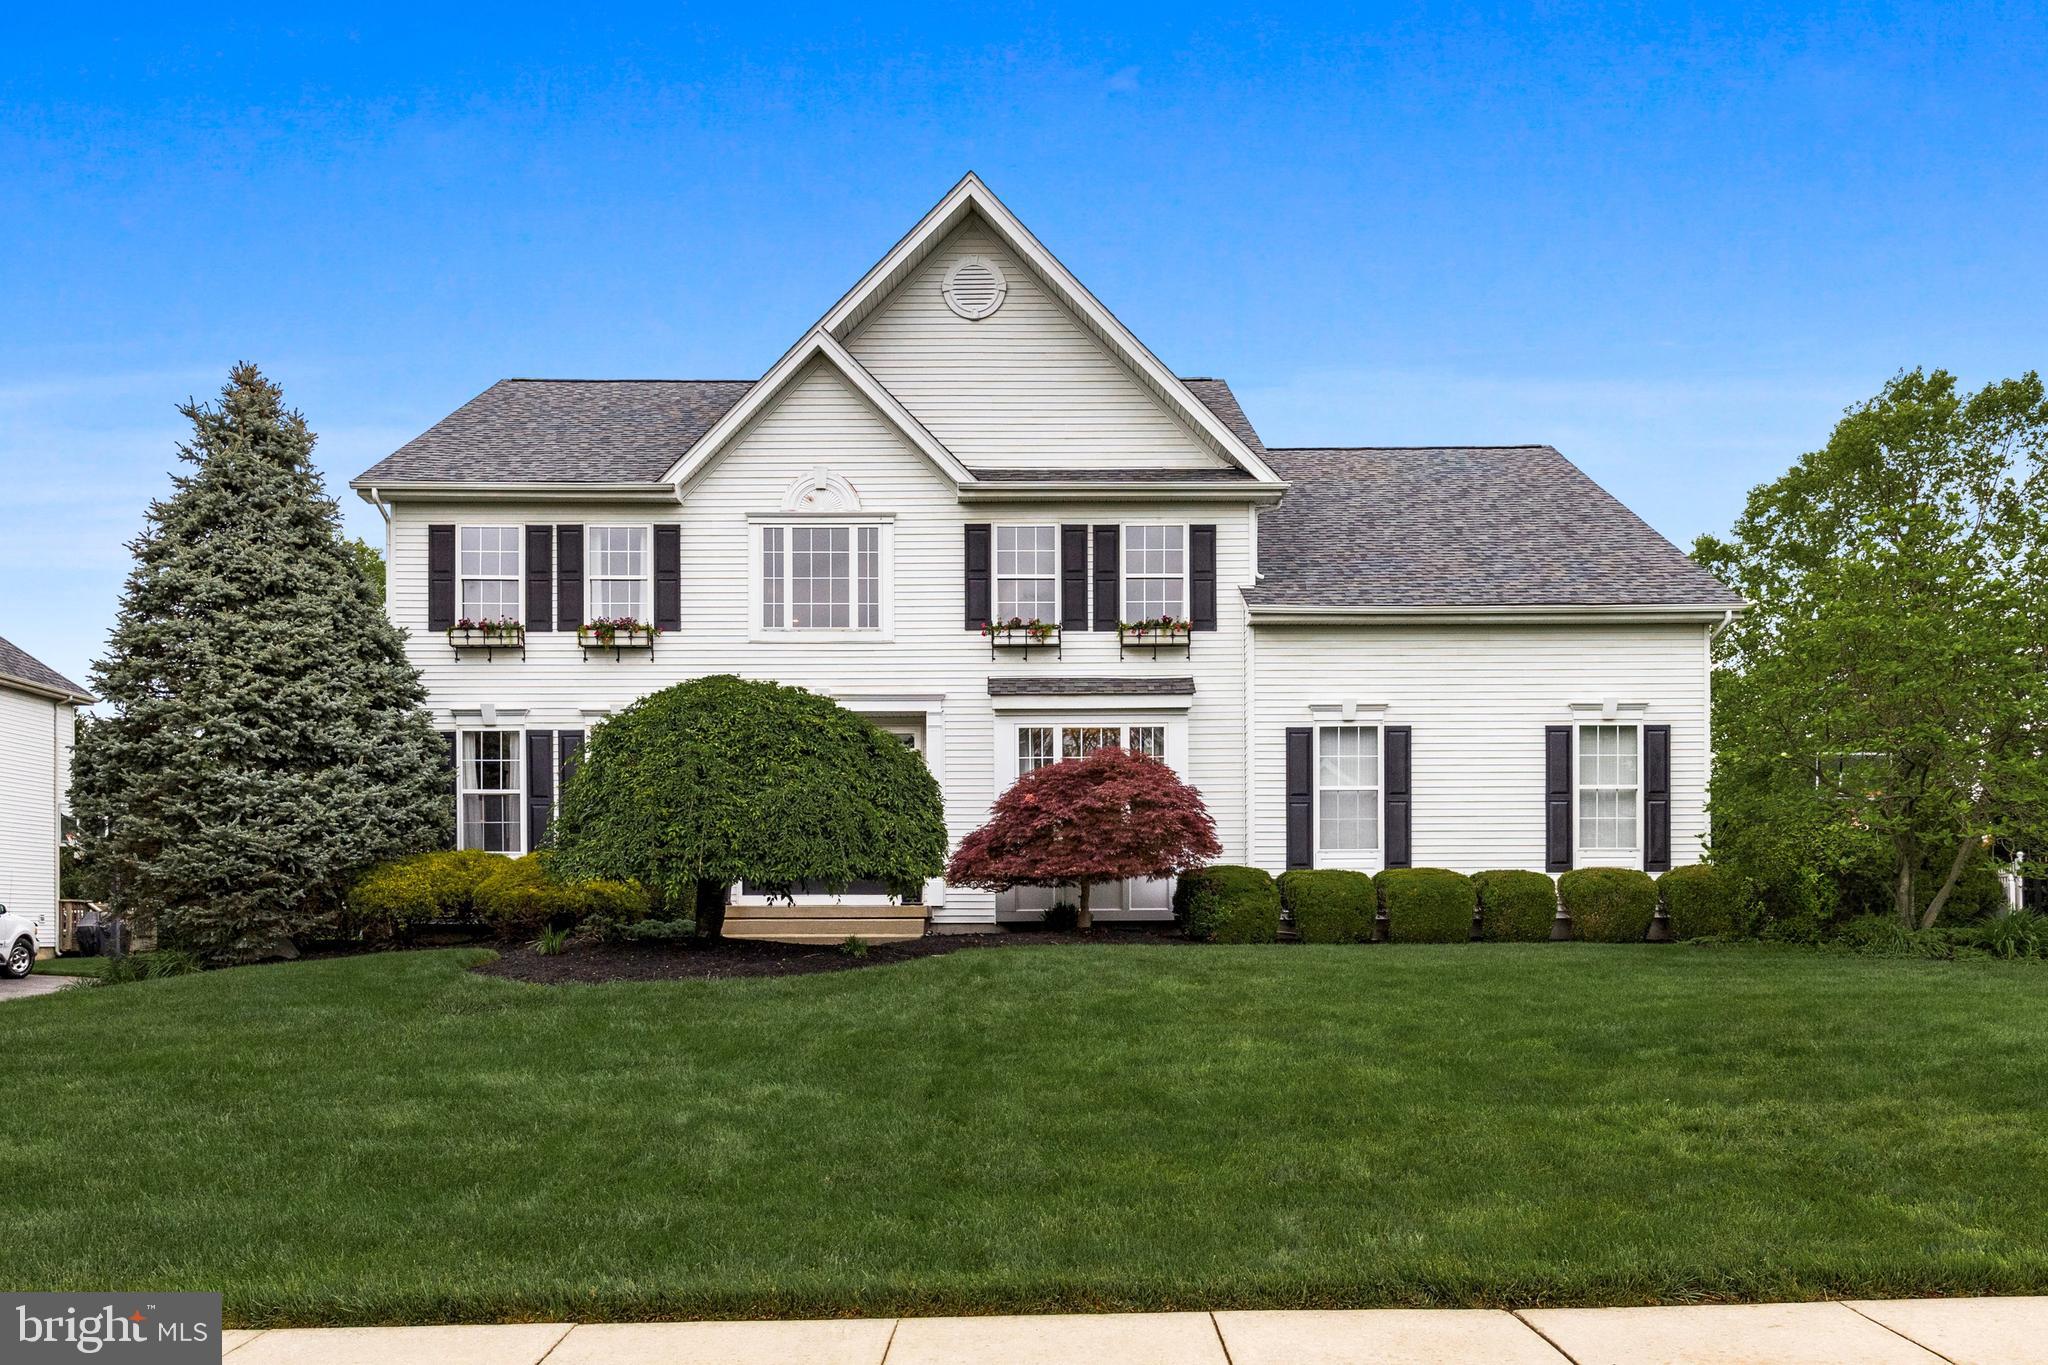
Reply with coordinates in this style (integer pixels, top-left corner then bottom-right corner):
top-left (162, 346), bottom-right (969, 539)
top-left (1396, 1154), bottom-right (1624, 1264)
top-left (33, 955), bottom-right (103, 976)
top-left (6, 944), bottom-right (2048, 1325)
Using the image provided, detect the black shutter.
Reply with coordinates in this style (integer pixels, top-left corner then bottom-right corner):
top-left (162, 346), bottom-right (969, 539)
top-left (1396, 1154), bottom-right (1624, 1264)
top-left (653, 524), bottom-right (681, 631)
top-left (555, 525), bottom-right (583, 630)
top-left (524, 525), bottom-right (553, 632)
top-left (1286, 726), bottom-right (1314, 869)
top-left (1092, 525), bottom-right (1120, 631)
top-left (526, 730), bottom-right (554, 853)
top-left (1060, 524), bottom-right (1090, 630)
top-left (1546, 726), bottom-right (1574, 872)
top-left (558, 731), bottom-right (585, 793)
top-left (427, 525), bottom-right (456, 631)
top-left (1190, 524), bottom-right (1217, 630)
top-left (964, 524), bottom-right (991, 629)
top-left (1384, 725), bottom-right (1412, 869)
top-left (1644, 724), bottom-right (1672, 872)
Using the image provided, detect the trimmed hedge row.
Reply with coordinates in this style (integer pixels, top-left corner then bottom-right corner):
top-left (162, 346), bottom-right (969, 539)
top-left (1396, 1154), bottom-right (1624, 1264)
top-left (1559, 867), bottom-right (1658, 942)
top-left (1277, 870), bottom-right (1374, 943)
top-left (1474, 869), bottom-right (1558, 941)
top-left (1377, 868), bottom-right (1475, 942)
top-left (1175, 865), bottom-right (1282, 943)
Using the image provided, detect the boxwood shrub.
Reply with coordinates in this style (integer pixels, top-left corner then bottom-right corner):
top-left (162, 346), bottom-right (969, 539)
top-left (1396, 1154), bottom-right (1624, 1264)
top-left (1277, 869), bottom-right (1375, 944)
top-left (1658, 863), bottom-right (1744, 939)
top-left (1175, 865), bottom-right (1281, 943)
top-left (1376, 868), bottom-right (1476, 943)
top-left (1473, 869), bottom-right (1558, 942)
top-left (1559, 867), bottom-right (1659, 942)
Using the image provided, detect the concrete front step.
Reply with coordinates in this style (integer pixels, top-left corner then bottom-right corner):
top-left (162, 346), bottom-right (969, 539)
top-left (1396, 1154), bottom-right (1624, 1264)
top-left (724, 901), bottom-right (926, 944)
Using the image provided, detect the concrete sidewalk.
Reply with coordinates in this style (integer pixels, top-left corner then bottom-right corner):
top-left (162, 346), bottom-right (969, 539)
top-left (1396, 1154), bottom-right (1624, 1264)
top-left (217, 1297), bottom-right (2048, 1363)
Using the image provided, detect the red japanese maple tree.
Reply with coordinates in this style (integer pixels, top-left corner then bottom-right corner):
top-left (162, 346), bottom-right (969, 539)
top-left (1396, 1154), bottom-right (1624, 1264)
top-left (946, 745), bottom-right (1222, 928)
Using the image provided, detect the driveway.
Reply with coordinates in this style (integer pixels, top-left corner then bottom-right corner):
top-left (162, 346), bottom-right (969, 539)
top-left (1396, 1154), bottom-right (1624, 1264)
top-left (1, 974), bottom-right (83, 1001)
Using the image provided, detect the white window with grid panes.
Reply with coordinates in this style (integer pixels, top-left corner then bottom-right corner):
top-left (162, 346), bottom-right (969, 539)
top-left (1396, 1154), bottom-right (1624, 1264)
top-left (1317, 726), bottom-right (1380, 854)
top-left (995, 525), bottom-right (1057, 624)
top-left (1013, 723), bottom-right (1173, 782)
top-left (459, 731), bottom-right (522, 854)
top-left (585, 525), bottom-right (649, 621)
top-left (458, 526), bottom-right (520, 622)
top-left (757, 522), bottom-right (885, 632)
top-left (1121, 524), bottom-right (1186, 622)
top-left (1577, 724), bottom-right (1640, 855)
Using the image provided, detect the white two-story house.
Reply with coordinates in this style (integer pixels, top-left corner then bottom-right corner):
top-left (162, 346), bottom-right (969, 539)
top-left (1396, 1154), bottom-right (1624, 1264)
top-left (352, 174), bottom-right (1741, 930)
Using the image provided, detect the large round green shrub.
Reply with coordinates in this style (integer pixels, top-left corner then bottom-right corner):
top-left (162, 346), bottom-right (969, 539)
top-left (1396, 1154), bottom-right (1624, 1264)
top-left (348, 848), bottom-right (500, 939)
top-left (1658, 863), bottom-right (1744, 939)
top-left (1175, 865), bottom-right (1281, 943)
top-left (1376, 868), bottom-right (1476, 943)
top-left (1473, 869), bottom-right (1558, 942)
top-left (550, 675), bottom-right (947, 935)
top-left (1277, 869), bottom-right (1375, 943)
top-left (1559, 867), bottom-right (1659, 942)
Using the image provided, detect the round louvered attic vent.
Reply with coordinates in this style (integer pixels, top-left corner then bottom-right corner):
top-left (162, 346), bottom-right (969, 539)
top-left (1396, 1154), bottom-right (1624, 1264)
top-left (942, 256), bottom-right (1007, 320)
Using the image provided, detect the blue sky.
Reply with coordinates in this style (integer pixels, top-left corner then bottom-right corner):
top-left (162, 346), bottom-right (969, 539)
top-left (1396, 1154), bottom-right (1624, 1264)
top-left (5, 4), bottom-right (2044, 690)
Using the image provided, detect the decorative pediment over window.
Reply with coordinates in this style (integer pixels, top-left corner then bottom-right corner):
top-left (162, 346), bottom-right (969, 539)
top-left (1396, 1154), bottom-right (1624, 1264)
top-left (781, 467), bottom-right (863, 514)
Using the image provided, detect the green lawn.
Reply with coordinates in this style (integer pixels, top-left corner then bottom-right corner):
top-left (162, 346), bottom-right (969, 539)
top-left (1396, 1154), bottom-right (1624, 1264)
top-left (7, 944), bottom-right (2048, 1326)
top-left (34, 955), bottom-right (103, 976)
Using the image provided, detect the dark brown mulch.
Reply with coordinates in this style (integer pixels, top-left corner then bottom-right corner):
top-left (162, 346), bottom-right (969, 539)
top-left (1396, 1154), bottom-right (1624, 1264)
top-left (473, 924), bottom-right (1190, 985)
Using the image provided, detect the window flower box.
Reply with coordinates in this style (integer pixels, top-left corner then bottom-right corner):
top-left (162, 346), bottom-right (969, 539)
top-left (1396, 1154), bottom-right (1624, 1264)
top-left (981, 617), bottom-right (1061, 659)
top-left (447, 618), bottom-right (525, 660)
top-left (578, 617), bottom-right (660, 661)
top-left (1117, 617), bottom-right (1193, 659)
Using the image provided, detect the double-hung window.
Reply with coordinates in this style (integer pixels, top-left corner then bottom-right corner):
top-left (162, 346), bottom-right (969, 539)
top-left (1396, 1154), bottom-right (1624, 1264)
top-left (458, 526), bottom-right (520, 621)
top-left (1122, 524), bottom-right (1186, 621)
top-left (995, 525), bottom-right (1057, 623)
top-left (460, 731), bottom-right (522, 853)
top-left (586, 526), bottom-right (649, 621)
top-left (1577, 724), bottom-right (1640, 853)
top-left (759, 523), bottom-right (883, 630)
top-left (1317, 726), bottom-right (1380, 853)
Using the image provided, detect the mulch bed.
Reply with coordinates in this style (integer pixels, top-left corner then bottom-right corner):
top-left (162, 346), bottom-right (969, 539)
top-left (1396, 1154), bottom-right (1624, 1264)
top-left (473, 924), bottom-right (1189, 984)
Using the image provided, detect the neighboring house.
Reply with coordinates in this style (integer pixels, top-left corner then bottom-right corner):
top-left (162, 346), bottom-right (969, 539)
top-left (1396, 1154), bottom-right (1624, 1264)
top-left (353, 174), bottom-right (1741, 928)
top-left (0, 635), bottom-right (92, 953)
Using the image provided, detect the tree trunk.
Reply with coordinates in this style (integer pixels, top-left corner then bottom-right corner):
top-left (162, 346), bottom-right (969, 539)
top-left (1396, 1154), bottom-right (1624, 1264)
top-left (1076, 880), bottom-right (1092, 931)
top-left (693, 879), bottom-right (729, 941)
top-left (1894, 850), bottom-right (1916, 929)
top-left (1919, 839), bottom-right (1979, 931)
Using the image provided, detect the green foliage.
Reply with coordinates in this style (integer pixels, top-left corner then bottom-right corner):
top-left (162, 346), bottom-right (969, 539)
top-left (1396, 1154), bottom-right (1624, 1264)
top-left (70, 365), bottom-right (449, 963)
top-left (550, 675), bottom-right (947, 925)
top-left (348, 849), bottom-right (500, 938)
top-left (346, 537), bottom-right (386, 605)
top-left (1375, 868), bottom-right (1475, 943)
top-left (1174, 865), bottom-right (1280, 943)
top-left (474, 855), bottom-right (595, 940)
top-left (1473, 870), bottom-right (1558, 942)
top-left (1696, 368), bottom-right (2048, 930)
top-left (93, 949), bottom-right (202, 986)
top-left (1277, 869), bottom-right (1375, 944)
top-left (1040, 903), bottom-right (1080, 931)
top-left (1559, 868), bottom-right (1659, 943)
top-left (533, 925), bottom-right (571, 957)
top-left (609, 917), bottom-right (696, 944)
top-left (1659, 864), bottom-right (1746, 939)
top-left (1833, 911), bottom-right (2048, 961)
top-left (840, 936), bottom-right (870, 959)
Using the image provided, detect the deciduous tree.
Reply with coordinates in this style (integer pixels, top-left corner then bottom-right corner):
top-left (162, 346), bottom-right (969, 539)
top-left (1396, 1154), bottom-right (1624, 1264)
top-left (947, 745), bottom-right (1221, 928)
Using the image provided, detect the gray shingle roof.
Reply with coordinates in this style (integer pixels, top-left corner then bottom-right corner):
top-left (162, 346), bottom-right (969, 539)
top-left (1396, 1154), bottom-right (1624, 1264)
top-left (1247, 446), bottom-right (1740, 610)
top-left (354, 376), bottom-right (1267, 487)
top-left (355, 380), bottom-right (756, 485)
top-left (0, 635), bottom-right (92, 703)
top-left (988, 676), bottom-right (1197, 696)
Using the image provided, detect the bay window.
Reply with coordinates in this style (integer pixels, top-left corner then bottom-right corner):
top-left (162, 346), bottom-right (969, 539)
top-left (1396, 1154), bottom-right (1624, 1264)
top-left (458, 526), bottom-right (520, 621)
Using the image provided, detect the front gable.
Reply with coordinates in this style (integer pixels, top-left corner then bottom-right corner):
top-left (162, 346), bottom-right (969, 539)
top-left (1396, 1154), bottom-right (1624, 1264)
top-left (846, 214), bottom-right (1233, 472)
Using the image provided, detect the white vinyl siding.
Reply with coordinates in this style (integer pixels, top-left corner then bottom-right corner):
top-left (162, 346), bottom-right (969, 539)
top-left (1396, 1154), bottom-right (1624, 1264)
top-left (0, 685), bottom-right (72, 951)
top-left (844, 219), bottom-right (1236, 471)
top-left (458, 526), bottom-right (521, 622)
top-left (994, 524), bottom-right (1057, 623)
top-left (1250, 623), bottom-right (1711, 876)
top-left (586, 525), bottom-right (649, 622)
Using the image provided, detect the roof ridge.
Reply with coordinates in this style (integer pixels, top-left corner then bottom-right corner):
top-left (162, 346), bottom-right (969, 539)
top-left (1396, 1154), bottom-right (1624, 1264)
top-left (499, 377), bottom-right (757, 385)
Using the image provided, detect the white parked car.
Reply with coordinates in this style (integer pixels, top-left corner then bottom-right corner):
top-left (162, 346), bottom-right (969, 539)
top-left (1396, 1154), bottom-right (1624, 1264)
top-left (1, 904), bottom-right (39, 978)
